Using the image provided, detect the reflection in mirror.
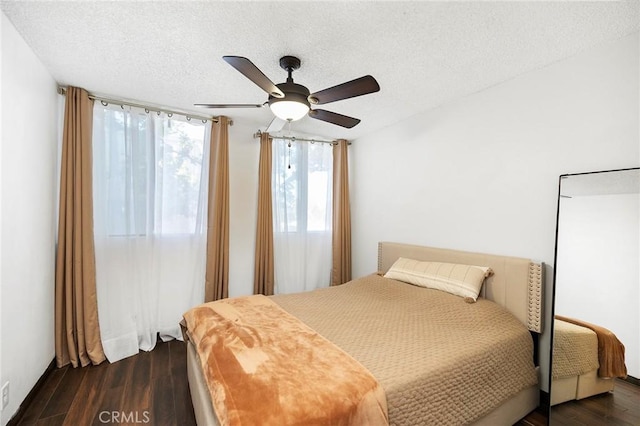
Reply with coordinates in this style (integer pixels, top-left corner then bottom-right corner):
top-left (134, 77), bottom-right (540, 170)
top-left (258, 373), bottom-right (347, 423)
top-left (550, 168), bottom-right (639, 424)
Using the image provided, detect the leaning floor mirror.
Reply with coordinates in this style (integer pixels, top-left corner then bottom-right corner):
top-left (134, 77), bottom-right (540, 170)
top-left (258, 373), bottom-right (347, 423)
top-left (549, 167), bottom-right (639, 423)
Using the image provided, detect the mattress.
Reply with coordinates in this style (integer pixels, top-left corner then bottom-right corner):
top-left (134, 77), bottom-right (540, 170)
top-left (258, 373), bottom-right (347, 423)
top-left (269, 273), bottom-right (538, 425)
top-left (554, 315), bottom-right (627, 379)
top-left (187, 341), bottom-right (539, 426)
top-left (552, 319), bottom-right (599, 380)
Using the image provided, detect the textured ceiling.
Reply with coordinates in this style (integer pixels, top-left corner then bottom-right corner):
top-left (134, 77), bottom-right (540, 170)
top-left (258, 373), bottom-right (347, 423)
top-left (2, 1), bottom-right (639, 140)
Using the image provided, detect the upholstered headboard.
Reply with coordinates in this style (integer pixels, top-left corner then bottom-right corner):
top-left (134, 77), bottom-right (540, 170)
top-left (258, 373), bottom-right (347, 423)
top-left (378, 242), bottom-right (543, 333)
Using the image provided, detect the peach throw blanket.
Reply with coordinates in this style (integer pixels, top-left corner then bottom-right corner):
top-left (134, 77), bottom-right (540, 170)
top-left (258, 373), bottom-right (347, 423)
top-left (555, 315), bottom-right (627, 379)
top-left (183, 295), bottom-right (388, 426)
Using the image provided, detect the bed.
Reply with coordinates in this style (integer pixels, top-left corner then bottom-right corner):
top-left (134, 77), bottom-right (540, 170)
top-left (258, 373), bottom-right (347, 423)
top-left (551, 315), bottom-right (627, 406)
top-left (182, 242), bottom-right (544, 425)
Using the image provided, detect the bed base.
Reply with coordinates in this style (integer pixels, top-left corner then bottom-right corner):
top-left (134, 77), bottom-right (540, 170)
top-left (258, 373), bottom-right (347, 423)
top-left (187, 340), bottom-right (538, 425)
top-left (474, 380), bottom-right (539, 425)
top-left (551, 370), bottom-right (615, 406)
top-left (187, 342), bottom-right (220, 426)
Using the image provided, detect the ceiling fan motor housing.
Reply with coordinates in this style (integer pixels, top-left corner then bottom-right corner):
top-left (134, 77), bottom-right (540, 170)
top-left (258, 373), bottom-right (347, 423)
top-left (268, 81), bottom-right (311, 108)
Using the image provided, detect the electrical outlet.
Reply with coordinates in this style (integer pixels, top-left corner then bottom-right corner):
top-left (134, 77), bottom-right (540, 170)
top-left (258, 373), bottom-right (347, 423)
top-left (1, 382), bottom-right (9, 410)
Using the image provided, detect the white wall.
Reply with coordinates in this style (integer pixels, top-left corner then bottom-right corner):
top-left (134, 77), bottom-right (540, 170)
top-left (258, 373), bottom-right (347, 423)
top-left (1, 12), bottom-right (58, 425)
top-left (227, 120), bottom-right (260, 298)
top-left (350, 32), bottom-right (639, 393)
top-left (555, 193), bottom-right (639, 378)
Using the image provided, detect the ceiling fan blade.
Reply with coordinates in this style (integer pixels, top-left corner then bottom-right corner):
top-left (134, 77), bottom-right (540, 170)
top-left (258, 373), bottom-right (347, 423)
top-left (308, 75), bottom-right (380, 105)
top-left (308, 109), bottom-right (361, 128)
top-left (194, 103), bottom-right (264, 108)
top-left (223, 56), bottom-right (285, 98)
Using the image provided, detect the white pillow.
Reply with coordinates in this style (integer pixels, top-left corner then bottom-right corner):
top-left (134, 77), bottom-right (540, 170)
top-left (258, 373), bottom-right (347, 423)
top-left (384, 257), bottom-right (493, 301)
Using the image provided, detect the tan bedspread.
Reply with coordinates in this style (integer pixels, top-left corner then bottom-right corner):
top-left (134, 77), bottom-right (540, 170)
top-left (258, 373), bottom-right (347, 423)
top-left (555, 315), bottom-right (627, 379)
top-left (552, 319), bottom-right (599, 379)
top-left (272, 274), bottom-right (538, 426)
top-left (182, 294), bottom-right (388, 426)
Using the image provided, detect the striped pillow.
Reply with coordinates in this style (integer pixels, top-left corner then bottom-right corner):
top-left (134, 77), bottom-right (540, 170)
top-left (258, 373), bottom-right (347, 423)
top-left (384, 258), bottom-right (493, 301)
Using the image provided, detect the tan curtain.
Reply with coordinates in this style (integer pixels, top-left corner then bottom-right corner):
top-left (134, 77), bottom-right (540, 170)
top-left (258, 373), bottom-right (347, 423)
top-left (331, 139), bottom-right (352, 285)
top-left (204, 116), bottom-right (230, 302)
top-left (253, 132), bottom-right (275, 295)
top-left (55, 87), bottom-right (106, 368)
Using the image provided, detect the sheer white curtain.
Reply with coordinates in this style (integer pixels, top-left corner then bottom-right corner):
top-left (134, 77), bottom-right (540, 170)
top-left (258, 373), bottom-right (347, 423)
top-left (92, 104), bottom-right (209, 362)
top-left (272, 139), bottom-right (333, 294)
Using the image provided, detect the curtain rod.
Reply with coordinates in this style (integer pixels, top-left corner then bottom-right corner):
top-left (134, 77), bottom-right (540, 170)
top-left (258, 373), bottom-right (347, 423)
top-left (57, 86), bottom-right (230, 125)
top-left (253, 130), bottom-right (348, 146)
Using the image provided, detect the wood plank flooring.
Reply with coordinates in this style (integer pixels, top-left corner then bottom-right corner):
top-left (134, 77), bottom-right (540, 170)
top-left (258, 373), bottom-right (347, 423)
top-left (9, 338), bottom-right (640, 425)
top-left (549, 379), bottom-right (640, 425)
top-left (11, 340), bottom-right (195, 426)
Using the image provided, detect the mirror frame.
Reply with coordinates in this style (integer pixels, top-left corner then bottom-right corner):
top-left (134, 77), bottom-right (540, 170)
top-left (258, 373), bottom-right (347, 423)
top-left (548, 166), bottom-right (639, 417)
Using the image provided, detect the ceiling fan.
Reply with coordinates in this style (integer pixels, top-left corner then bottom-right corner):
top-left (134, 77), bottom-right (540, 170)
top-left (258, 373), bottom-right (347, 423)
top-left (195, 56), bottom-right (380, 128)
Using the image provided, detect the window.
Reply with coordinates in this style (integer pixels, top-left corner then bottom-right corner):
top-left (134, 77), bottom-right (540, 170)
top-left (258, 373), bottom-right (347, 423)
top-left (272, 139), bottom-right (333, 293)
top-left (92, 105), bottom-right (207, 236)
top-left (272, 140), bottom-right (332, 233)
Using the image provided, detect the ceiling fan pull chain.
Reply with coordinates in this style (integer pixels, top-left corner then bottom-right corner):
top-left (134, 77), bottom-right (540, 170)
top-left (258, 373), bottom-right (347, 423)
top-left (288, 141), bottom-right (292, 170)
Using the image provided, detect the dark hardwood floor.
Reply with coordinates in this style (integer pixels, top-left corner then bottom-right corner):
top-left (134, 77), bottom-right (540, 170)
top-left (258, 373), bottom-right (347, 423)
top-left (10, 340), bottom-right (195, 426)
top-left (9, 339), bottom-right (639, 425)
top-left (549, 379), bottom-right (640, 426)
top-left (516, 408), bottom-right (548, 426)
top-left (512, 379), bottom-right (640, 426)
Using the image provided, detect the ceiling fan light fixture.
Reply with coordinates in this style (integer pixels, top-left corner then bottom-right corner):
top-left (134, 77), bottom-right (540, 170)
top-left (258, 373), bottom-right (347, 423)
top-left (269, 99), bottom-right (310, 121)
